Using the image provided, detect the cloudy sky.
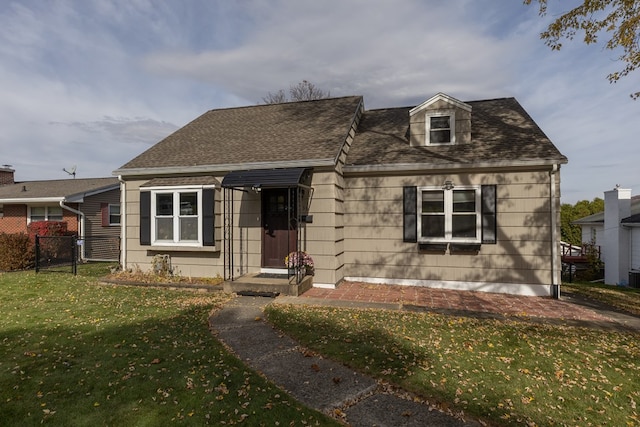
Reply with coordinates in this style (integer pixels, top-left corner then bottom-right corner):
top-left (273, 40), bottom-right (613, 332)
top-left (1, 0), bottom-right (638, 204)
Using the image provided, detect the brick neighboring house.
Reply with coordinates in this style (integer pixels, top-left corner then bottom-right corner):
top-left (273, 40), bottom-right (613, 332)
top-left (114, 93), bottom-right (567, 297)
top-left (0, 166), bottom-right (121, 261)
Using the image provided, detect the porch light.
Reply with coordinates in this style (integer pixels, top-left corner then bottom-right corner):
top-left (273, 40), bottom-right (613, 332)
top-left (442, 180), bottom-right (455, 190)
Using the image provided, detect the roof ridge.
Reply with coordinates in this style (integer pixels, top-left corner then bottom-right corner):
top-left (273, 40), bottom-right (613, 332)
top-left (203, 95), bottom-right (364, 113)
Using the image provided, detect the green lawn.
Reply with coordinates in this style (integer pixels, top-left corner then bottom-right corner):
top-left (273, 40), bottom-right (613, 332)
top-left (563, 282), bottom-right (640, 316)
top-left (266, 285), bottom-right (640, 427)
top-left (0, 264), bottom-right (338, 426)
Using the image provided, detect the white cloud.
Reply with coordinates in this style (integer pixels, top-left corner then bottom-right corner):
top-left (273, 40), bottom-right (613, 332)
top-left (0, 0), bottom-right (638, 202)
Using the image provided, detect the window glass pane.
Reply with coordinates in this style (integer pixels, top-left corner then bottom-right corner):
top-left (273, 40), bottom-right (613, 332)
top-left (421, 191), bottom-right (444, 213)
top-left (179, 217), bottom-right (198, 241)
top-left (180, 193), bottom-right (197, 215)
top-left (453, 190), bottom-right (476, 212)
top-left (431, 116), bottom-right (450, 129)
top-left (421, 215), bottom-right (445, 238)
top-left (48, 206), bottom-right (63, 220)
top-left (156, 194), bottom-right (173, 216)
top-left (109, 204), bottom-right (121, 225)
top-left (452, 215), bottom-right (477, 238)
top-left (430, 130), bottom-right (451, 143)
top-left (31, 207), bottom-right (45, 221)
top-left (156, 217), bottom-right (173, 240)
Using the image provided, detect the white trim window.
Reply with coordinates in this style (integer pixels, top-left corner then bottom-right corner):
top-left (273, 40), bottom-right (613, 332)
top-left (108, 204), bottom-right (121, 226)
top-left (28, 205), bottom-right (63, 223)
top-left (426, 110), bottom-right (455, 145)
top-left (151, 189), bottom-right (201, 245)
top-left (417, 186), bottom-right (481, 243)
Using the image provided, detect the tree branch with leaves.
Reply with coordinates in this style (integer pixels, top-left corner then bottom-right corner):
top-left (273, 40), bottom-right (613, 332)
top-left (525, 0), bottom-right (640, 98)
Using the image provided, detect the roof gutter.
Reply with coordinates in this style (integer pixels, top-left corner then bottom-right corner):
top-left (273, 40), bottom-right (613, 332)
top-left (59, 201), bottom-right (85, 260)
top-left (113, 159), bottom-right (335, 179)
top-left (344, 159), bottom-right (567, 175)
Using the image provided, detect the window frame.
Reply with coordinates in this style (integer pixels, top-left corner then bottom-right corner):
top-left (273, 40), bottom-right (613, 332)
top-left (426, 110), bottom-right (456, 145)
top-left (28, 205), bottom-right (64, 223)
top-left (149, 187), bottom-right (203, 247)
top-left (416, 185), bottom-right (481, 244)
top-left (108, 204), bottom-right (121, 226)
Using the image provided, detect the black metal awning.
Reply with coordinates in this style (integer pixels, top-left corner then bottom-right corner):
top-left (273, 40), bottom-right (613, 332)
top-left (221, 168), bottom-right (310, 189)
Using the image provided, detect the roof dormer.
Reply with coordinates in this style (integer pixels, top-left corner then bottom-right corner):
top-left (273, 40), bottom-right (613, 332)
top-left (409, 93), bottom-right (472, 147)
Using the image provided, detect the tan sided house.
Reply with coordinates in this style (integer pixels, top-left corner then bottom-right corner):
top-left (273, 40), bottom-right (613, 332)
top-left (114, 93), bottom-right (567, 296)
top-left (0, 166), bottom-right (121, 261)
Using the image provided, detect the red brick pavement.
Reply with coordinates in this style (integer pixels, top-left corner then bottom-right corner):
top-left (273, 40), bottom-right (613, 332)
top-left (301, 281), bottom-right (611, 322)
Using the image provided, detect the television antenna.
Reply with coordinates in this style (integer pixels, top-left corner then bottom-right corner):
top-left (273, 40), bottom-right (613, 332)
top-left (63, 165), bottom-right (77, 178)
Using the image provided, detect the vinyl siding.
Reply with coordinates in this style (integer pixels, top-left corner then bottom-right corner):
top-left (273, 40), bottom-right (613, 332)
top-left (343, 169), bottom-right (558, 291)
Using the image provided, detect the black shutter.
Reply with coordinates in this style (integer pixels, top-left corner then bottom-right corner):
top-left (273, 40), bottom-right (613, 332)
top-left (140, 191), bottom-right (151, 246)
top-left (403, 186), bottom-right (417, 243)
top-left (202, 189), bottom-right (215, 246)
top-left (481, 185), bottom-right (497, 244)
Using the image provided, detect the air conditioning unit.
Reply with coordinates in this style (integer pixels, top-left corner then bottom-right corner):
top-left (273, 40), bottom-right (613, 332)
top-left (629, 270), bottom-right (640, 288)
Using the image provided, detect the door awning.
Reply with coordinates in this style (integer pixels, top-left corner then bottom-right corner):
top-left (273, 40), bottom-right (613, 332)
top-left (221, 168), bottom-right (311, 189)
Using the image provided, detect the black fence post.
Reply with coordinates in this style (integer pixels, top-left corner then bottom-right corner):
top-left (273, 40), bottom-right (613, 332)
top-left (35, 235), bottom-right (40, 273)
top-left (72, 236), bottom-right (77, 276)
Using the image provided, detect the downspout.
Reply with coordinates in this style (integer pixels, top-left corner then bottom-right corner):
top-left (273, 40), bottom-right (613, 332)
top-left (118, 175), bottom-right (126, 270)
top-left (59, 200), bottom-right (85, 260)
top-left (550, 164), bottom-right (559, 299)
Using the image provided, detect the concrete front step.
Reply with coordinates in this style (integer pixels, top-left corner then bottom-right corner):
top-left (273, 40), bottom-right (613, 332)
top-left (223, 273), bottom-right (313, 296)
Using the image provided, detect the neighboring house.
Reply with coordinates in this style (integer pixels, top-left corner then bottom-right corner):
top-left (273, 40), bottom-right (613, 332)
top-left (113, 93), bottom-right (567, 296)
top-left (0, 166), bottom-right (121, 261)
top-left (573, 188), bottom-right (640, 286)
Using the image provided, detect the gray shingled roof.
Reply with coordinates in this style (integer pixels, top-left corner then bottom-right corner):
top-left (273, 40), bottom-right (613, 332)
top-left (117, 96), bottom-right (363, 171)
top-left (346, 97), bottom-right (567, 167)
top-left (573, 195), bottom-right (640, 224)
top-left (0, 177), bottom-right (119, 202)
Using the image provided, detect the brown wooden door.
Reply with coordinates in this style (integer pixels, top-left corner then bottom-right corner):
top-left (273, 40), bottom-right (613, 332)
top-left (262, 189), bottom-right (297, 268)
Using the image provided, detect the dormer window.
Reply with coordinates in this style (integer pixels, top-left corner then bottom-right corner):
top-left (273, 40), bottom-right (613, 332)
top-left (427, 111), bottom-right (455, 144)
top-left (409, 93), bottom-right (471, 147)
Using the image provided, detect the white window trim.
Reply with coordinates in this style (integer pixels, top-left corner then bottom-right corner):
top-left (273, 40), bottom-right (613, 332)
top-left (417, 185), bottom-right (481, 243)
top-left (149, 187), bottom-right (203, 247)
top-left (27, 205), bottom-right (64, 223)
top-left (426, 109), bottom-right (456, 145)
top-left (108, 204), bottom-right (121, 226)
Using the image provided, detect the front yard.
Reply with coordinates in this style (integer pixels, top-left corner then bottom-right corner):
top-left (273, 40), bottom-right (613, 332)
top-left (266, 284), bottom-right (640, 426)
top-left (0, 264), bottom-right (338, 426)
top-left (3, 264), bottom-right (639, 426)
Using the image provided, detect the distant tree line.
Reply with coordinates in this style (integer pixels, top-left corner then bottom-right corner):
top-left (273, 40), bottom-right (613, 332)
top-left (561, 198), bottom-right (604, 245)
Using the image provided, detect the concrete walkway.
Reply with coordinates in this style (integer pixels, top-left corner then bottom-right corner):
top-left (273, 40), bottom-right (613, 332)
top-left (210, 296), bottom-right (481, 426)
top-left (209, 285), bottom-right (640, 426)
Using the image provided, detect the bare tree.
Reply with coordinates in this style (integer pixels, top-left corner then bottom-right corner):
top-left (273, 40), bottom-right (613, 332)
top-left (262, 80), bottom-right (331, 104)
top-left (262, 89), bottom-right (287, 104)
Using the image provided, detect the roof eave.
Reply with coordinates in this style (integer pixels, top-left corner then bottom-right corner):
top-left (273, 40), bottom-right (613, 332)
top-left (65, 183), bottom-right (121, 203)
top-left (343, 158), bottom-right (566, 174)
top-left (114, 159), bottom-right (336, 178)
top-left (0, 197), bottom-right (65, 204)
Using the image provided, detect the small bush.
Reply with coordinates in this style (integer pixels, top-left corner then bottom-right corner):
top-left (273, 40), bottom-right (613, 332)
top-left (0, 233), bottom-right (34, 271)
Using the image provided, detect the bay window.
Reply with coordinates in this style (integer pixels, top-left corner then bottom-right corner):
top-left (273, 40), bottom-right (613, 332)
top-left (140, 186), bottom-right (215, 248)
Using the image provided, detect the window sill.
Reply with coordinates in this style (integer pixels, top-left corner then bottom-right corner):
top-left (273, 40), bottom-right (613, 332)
top-left (146, 245), bottom-right (219, 253)
top-left (450, 243), bottom-right (481, 253)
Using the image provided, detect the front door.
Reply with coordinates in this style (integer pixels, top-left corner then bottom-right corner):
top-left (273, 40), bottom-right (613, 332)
top-left (262, 188), bottom-right (297, 268)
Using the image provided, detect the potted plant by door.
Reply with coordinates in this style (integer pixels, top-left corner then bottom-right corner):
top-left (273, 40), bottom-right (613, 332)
top-left (285, 251), bottom-right (314, 281)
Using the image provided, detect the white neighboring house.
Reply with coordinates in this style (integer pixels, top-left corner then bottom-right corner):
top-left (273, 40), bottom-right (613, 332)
top-left (573, 188), bottom-right (640, 286)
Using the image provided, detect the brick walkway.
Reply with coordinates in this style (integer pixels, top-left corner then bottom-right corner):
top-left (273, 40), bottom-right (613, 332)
top-left (301, 281), bottom-right (612, 323)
